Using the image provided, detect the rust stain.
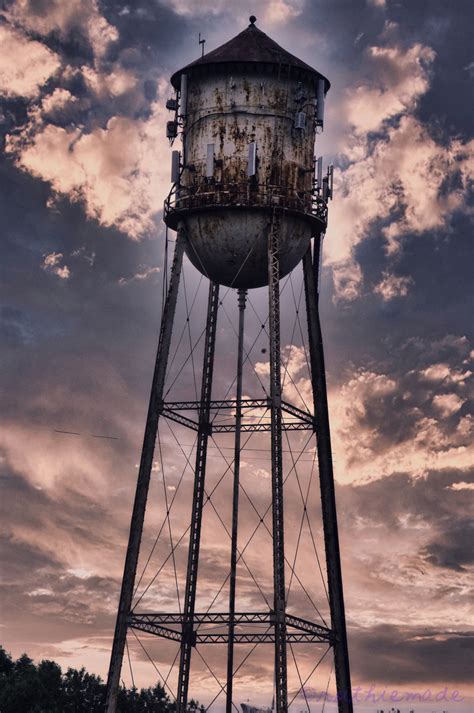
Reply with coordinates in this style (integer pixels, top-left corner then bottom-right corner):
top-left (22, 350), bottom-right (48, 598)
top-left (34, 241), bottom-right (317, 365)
top-left (182, 74), bottom-right (318, 218)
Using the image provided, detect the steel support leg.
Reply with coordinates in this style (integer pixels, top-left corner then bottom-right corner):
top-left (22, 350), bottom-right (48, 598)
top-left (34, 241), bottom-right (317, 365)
top-left (302, 238), bottom-right (353, 713)
top-left (105, 228), bottom-right (186, 713)
top-left (176, 281), bottom-right (220, 712)
top-left (268, 211), bottom-right (288, 712)
top-left (226, 289), bottom-right (247, 713)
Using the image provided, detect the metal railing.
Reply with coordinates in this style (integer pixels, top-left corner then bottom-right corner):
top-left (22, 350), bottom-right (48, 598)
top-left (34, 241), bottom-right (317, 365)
top-left (164, 180), bottom-right (328, 225)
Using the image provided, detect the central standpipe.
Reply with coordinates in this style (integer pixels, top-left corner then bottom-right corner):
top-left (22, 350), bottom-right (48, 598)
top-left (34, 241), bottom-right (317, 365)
top-left (268, 212), bottom-right (288, 711)
top-left (226, 289), bottom-right (247, 713)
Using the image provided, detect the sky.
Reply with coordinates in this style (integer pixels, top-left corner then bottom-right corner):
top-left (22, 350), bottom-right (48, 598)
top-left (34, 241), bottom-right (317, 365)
top-left (0, 0), bottom-right (473, 710)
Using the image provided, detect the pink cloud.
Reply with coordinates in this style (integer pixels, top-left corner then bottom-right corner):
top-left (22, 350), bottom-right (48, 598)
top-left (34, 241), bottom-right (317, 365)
top-left (4, 0), bottom-right (118, 59)
top-left (42, 252), bottom-right (71, 279)
top-left (324, 38), bottom-right (474, 301)
top-left (6, 86), bottom-right (172, 239)
top-left (346, 43), bottom-right (435, 135)
top-left (374, 271), bottom-right (413, 300)
top-left (0, 25), bottom-right (60, 99)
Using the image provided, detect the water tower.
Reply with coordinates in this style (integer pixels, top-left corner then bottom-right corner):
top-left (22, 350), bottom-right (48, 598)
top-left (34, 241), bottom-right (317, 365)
top-left (106, 18), bottom-right (352, 713)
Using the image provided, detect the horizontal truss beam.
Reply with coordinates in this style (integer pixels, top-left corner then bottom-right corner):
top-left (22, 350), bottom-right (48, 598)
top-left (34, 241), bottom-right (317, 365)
top-left (159, 399), bottom-right (314, 433)
top-left (128, 612), bottom-right (333, 645)
top-left (214, 422), bottom-right (312, 433)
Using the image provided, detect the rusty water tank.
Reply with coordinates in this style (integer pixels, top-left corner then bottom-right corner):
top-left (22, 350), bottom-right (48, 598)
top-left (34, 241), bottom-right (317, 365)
top-left (164, 17), bottom-right (330, 289)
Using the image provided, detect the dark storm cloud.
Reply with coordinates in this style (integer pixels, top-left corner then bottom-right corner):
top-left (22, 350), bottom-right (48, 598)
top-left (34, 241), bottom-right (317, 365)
top-left (328, 323), bottom-right (472, 472)
top-left (291, 0), bottom-right (474, 139)
top-left (334, 193), bottom-right (474, 368)
top-left (385, 1), bottom-right (474, 139)
top-left (0, 156), bottom-right (167, 381)
top-left (292, 0), bottom-right (386, 68)
top-left (296, 2), bottom-right (474, 383)
top-left (342, 468), bottom-right (473, 525)
top-left (348, 624), bottom-right (474, 685)
top-left (0, 460), bottom-right (118, 555)
top-left (321, 176), bottom-right (473, 384)
top-left (0, 305), bottom-right (36, 346)
top-left (0, 456), bottom-right (125, 657)
top-left (332, 467), bottom-right (474, 689)
top-left (423, 520), bottom-right (474, 572)
top-left (3, 0), bottom-right (95, 61)
top-left (340, 468), bottom-right (474, 573)
top-left (0, 531), bottom-right (60, 579)
top-left (100, 0), bottom-right (193, 64)
top-left (0, 0), bottom-right (190, 138)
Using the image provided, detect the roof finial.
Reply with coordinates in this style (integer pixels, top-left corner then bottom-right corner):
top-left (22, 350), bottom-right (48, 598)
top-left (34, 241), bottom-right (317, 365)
top-left (249, 15), bottom-right (257, 26)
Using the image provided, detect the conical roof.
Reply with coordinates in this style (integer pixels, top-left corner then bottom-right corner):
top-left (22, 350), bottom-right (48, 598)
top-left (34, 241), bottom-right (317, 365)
top-left (170, 17), bottom-right (329, 91)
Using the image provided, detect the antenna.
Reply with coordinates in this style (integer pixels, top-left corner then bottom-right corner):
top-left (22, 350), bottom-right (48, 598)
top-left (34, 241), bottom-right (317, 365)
top-left (317, 156), bottom-right (323, 190)
top-left (171, 151), bottom-right (181, 184)
top-left (206, 143), bottom-right (215, 178)
top-left (322, 176), bottom-right (329, 201)
top-left (294, 111), bottom-right (306, 130)
top-left (199, 32), bottom-right (206, 57)
top-left (328, 164), bottom-right (334, 199)
top-left (247, 142), bottom-right (257, 176)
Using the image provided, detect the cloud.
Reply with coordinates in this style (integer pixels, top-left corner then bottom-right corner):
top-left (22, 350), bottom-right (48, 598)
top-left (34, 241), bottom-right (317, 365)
top-left (40, 87), bottom-right (77, 115)
top-left (423, 519), bottom-right (474, 572)
top-left (263, 0), bottom-right (304, 24)
top-left (6, 83), bottom-right (171, 239)
top-left (328, 335), bottom-right (474, 482)
top-left (3, 0), bottom-right (118, 60)
top-left (330, 259), bottom-right (363, 302)
top-left (0, 458), bottom-right (124, 600)
top-left (432, 392), bottom-right (466, 417)
top-left (164, 0), bottom-right (229, 16)
top-left (346, 43), bottom-right (435, 135)
top-left (336, 465), bottom-right (474, 667)
top-left (420, 363), bottom-right (472, 385)
top-left (256, 334), bottom-right (473, 486)
top-left (0, 24), bottom-right (60, 99)
top-left (465, 61), bottom-right (474, 79)
top-left (42, 252), bottom-right (70, 279)
top-left (2, 0), bottom-right (171, 241)
top-left (448, 481), bottom-right (474, 491)
top-left (81, 64), bottom-right (137, 100)
top-left (70, 246), bottom-right (95, 266)
top-left (118, 265), bottom-right (161, 285)
top-left (251, 331), bottom-right (466, 537)
top-left (328, 115), bottom-right (474, 299)
top-left (374, 271), bottom-right (413, 300)
top-left (326, 38), bottom-right (474, 301)
top-left (349, 625), bottom-right (474, 685)
top-left (255, 345), bottom-right (313, 412)
top-left (164, 0), bottom-right (304, 24)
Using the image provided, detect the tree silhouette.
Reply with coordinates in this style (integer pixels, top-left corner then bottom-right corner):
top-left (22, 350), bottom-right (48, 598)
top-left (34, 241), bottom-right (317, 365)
top-left (0, 645), bottom-right (199, 712)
